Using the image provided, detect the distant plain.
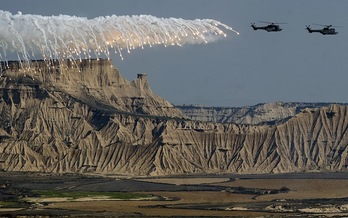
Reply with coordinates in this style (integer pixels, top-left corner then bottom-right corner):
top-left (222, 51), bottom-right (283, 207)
top-left (0, 172), bottom-right (347, 217)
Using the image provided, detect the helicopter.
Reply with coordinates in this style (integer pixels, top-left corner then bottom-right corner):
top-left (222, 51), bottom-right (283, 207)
top-left (251, 21), bottom-right (286, 32)
top-left (306, 24), bottom-right (339, 35)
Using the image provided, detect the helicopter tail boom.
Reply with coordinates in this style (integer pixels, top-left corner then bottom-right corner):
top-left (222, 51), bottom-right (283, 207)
top-left (306, 26), bottom-right (313, 33)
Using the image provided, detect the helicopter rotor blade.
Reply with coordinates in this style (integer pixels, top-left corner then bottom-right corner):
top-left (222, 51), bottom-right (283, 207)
top-left (313, 23), bottom-right (343, 28)
top-left (312, 23), bottom-right (327, 27)
top-left (258, 21), bottom-right (287, 24)
top-left (258, 21), bottom-right (272, 24)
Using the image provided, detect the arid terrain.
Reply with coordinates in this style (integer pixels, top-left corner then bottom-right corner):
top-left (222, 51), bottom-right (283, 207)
top-left (0, 171), bottom-right (347, 217)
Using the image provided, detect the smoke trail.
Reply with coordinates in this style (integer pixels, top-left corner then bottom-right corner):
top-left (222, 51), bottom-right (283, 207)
top-left (0, 10), bottom-right (238, 70)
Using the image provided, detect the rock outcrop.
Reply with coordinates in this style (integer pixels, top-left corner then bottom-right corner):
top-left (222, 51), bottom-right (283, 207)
top-left (177, 102), bottom-right (344, 124)
top-left (0, 59), bottom-right (347, 176)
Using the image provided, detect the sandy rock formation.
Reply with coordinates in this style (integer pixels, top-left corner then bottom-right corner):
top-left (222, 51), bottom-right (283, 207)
top-left (0, 59), bottom-right (347, 176)
top-left (1, 59), bottom-right (183, 118)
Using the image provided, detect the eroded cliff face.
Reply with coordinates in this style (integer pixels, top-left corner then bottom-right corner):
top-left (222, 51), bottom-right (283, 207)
top-left (177, 102), bottom-right (341, 124)
top-left (0, 60), bottom-right (347, 176)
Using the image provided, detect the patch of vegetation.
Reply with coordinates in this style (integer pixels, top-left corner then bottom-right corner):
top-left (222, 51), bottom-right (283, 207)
top-left (33, 190), bottom-right (153, 200)
top-left (0, 201), bottom-right (23, 208)
top-left (0, 201), bottom-right (13, 207)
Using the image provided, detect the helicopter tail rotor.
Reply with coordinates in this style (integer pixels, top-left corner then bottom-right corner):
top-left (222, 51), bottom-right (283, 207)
top-left (306, 25), bottom-right (313, 33)
top-left (251, 22), bottom-right (257, 30)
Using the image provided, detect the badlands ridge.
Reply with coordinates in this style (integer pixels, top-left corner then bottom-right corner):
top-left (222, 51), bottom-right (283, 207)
top-left (0, 59), bottom-right (347, 176)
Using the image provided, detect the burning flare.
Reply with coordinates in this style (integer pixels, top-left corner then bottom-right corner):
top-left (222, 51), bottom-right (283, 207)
top-left (0, 10), bottom-right (238, 71)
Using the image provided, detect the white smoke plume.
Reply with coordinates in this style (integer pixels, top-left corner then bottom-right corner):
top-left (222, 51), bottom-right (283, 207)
top-left (0, 10), bottom-right (238, 70)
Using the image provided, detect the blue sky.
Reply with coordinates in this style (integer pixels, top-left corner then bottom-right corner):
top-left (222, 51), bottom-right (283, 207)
top-left (2, 0), bottom-right (348, 107)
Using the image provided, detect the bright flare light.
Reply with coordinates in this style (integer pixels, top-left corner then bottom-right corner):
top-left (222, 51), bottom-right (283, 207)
top-left (0, 10), bottom-right (238, 71)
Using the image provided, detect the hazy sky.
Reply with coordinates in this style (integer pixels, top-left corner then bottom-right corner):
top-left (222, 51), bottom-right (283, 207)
top-left (2, 0), bottom-right (348, 107)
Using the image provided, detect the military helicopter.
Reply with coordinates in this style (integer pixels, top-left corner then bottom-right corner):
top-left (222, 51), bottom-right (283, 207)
top-left (306, 24), bottom-right (339, 35)
top-left (251, 21), bottom-right (286, 32)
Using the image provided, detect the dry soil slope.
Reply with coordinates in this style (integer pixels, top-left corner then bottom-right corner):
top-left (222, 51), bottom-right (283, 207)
top-left (0, 60), bottom-right (347, 176)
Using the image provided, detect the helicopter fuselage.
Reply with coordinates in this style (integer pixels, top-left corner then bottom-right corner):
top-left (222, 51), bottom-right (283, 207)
top-left (306, 27), bottom-right (337, 35)
top-left (251, 24), bottom-right (282, 32)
